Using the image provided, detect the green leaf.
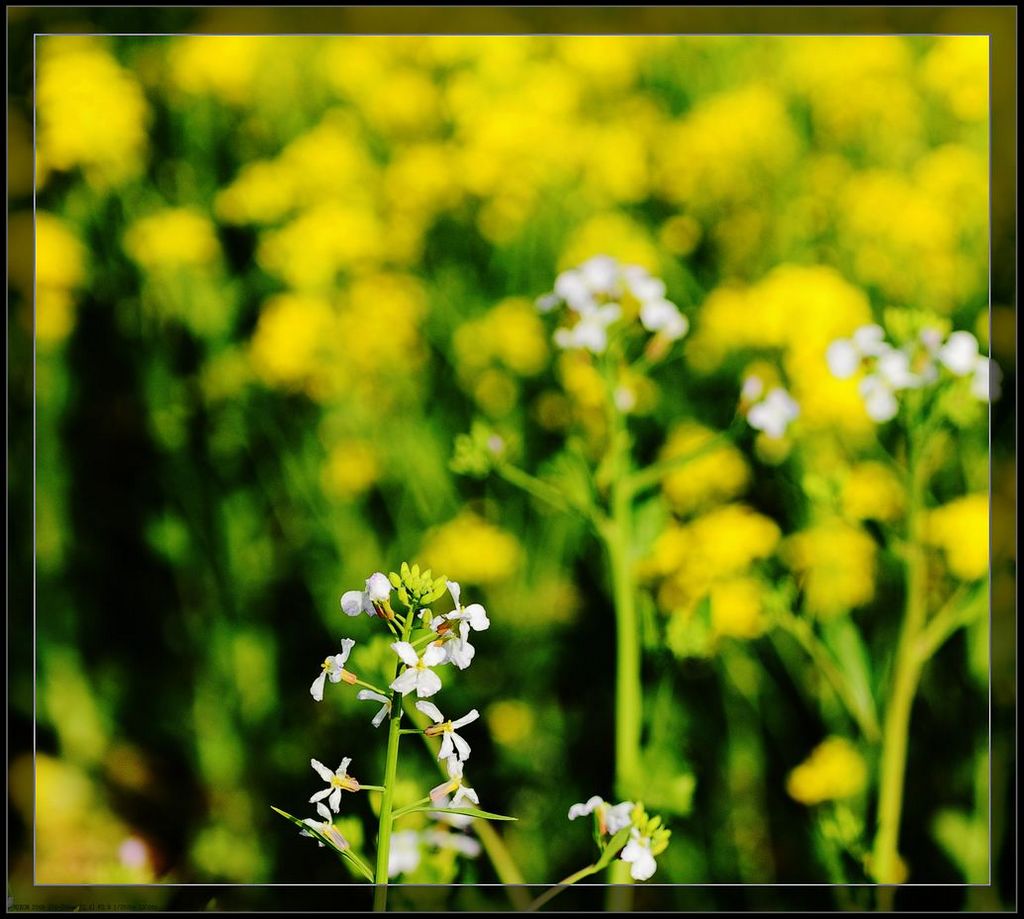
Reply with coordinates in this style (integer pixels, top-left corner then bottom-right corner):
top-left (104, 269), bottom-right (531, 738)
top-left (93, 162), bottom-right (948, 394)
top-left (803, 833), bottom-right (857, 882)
top-left (594, 826), bottom-right (632, 870)
top-left (820, 617), bottom-right (878, 732)
top-left (396, 804), bottom-right (517, 822)
top-left (271, 806), bottom-right (374, 882)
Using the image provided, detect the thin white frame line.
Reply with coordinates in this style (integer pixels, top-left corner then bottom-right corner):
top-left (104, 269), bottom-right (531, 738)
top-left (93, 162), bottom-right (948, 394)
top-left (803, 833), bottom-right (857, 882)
top-left (26, 29), bottom-right (1003, 895)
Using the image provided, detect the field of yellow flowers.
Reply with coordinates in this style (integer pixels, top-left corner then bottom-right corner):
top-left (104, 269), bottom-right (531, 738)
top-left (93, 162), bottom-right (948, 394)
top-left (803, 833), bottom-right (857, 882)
top-left (7, 18), bottom-right (1015, 913)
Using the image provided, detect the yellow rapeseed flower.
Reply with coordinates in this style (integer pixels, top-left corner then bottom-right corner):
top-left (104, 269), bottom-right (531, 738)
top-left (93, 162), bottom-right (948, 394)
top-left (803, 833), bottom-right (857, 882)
top-left (31, 212), bottom-right (87, 345)
top-left (710, 577), bottom-right (767, 639)
top-left (168, 36), bottom-right (267, 105)
top-left (786, 737), bottom-right (867, 805)
top-left (926, 494), bottom-right (989, 581)
top-left (321, 442), bottom-right (379, 500)
top-left (36, 37), bottom-right (149, 187)
top-left (659, 423), bottom-right (750, 517)
top-left (841, 462), bottom-right (905, 523)
top-left (420, 511), bottom-right (522, 585)
top-left (921, 36), bottom-right (989, 122)
top-left (248, 293), bottom-right (337, 393)
top-left (123, 208), bottom-right (220, 271)
top-left (781, 519), bottom-right (877, 618)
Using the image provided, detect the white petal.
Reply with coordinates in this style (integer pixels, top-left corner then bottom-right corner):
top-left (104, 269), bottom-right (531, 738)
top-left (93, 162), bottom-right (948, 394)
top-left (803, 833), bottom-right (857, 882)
top-left (340, 590), bottom-right (366, 616)
top-left (421, 643), bottom-right (447, 667)
top-left (451, 709), bottom-right (480, 730)
top-left (430, 779), bottom-right (454, 803)
top-left (438, 733), bottom-right (455, 761)
top-left (337, 757), bottom-right (351, 776)
top-left (416, 668), bottom-right (443, 698)
top-left (310, 671), bottom-right (328, 702)
top-left (327, 655), bottom-right (346, 682)
top-left (568, 796), bottom-right (604, 820)
top-left (852, 323), bottom-right (887, 356)
top-left (621, 839), bottom-right (657, 880)
top-left (826, 339), bottom-right (859, 379)
top-left (316, 802), bottom-right (333, 821)
top-left (365, 572), bottom-right (391, 602)
top-left (455, 786), bottom-right (480, 806)
top-left (446, 580), bottom-right (462, 610)
top-left (579, 254), bottom-right (620, 293)
top-left (446, 637), bottom-right (476, 670)
top-left (451, 731), bottom-right (472, 762)
top-left (863, 382), bottom-right (899, 422)
top-left (371, 703), bottom-right (390, 728)
top-left (390, 668), bottom-right (419, 696)
top-left (310, 787), bottom-right (333, 804)
top-left (939, 331), bottom-right (979, 376)
top-left (415, 700), bottom-right (444, 723)
top-left (358, 689), bottom-right (389, 704)
top-left (392, 641), bottom-right (419, 667)
top-left (338, 638), bottom-right (356, 666)
top-left (329, 787), bottom-right (342, 814)
top-left (605, 801), bottom-right (635, 834)
top-left (310, 758), bottom-right (334, 782)
top-left (445, 755), bottom-right (464, 780)
top-left (463, 603), bottom-right (490, 631)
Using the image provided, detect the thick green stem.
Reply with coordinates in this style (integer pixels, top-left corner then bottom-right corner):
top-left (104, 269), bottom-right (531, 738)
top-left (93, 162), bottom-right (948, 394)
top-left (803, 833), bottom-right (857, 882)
top-left (871, 423), bottom-right (929, 901)
top-left (373, 611), bottom-right (415, 911)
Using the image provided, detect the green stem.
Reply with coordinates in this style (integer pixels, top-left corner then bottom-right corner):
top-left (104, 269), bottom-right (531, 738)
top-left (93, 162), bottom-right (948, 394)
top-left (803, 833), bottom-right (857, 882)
top-left (390, 795), bottom-right (432, 820)
top-left (872, 418), bottom-right (929, 901)
top-left (361, 784), bottom-right (386, 793)
top-left (373, 610), bottom-right (415, 911)
top-left (527, 863), bottom-right (600, 911)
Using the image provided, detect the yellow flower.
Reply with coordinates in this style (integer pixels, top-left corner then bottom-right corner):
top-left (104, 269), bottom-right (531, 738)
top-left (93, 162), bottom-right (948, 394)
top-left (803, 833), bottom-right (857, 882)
top-left (123, 208), bottom-right (220, 271)
top-left (841, 462), bottom-right (905, 523)
top-left (926, 494), bottom-right (988, 581)
top-left (659, 423), bottom-right (749, 517)
top-left (35, 211), bottom-right (87, 291)
top-left (560, 213), bottom-right (660, 273)
top-left (248, 293), bottom-right (337, 393)
top-left (921, 36), bottom-right (989, 122)
top-left (168, 36), bottom-right (267, 105)
top-left (36, 37), bottom-right (148, 187)
top-left (781, 520), bottom-right (877, 618)
top-left (453, 298), bottom-right (549, 380)
top-left (19, 211), bottom-right (88, 346)
top-left (321, 442), bottom-right (379, 500)
top-left (786, 737), bottom-right (867, 805)
top-left (486, 700), bottom-right (535, 749)
top-left (419, 511), bottom-right (522, 586)
top-left (710, 577), bottom-right (766, 639)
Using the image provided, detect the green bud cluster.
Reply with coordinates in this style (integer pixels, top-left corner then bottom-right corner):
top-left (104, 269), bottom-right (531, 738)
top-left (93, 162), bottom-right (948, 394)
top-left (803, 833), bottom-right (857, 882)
top-left (389, 562), bottom-right (448, 610)
top-left (450, 421), bottom-right (506, 478)
top-left (631, 802), bottom-right (672, 857)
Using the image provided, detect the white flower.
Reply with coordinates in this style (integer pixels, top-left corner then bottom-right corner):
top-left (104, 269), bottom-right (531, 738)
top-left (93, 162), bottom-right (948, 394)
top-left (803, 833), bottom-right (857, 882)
top-left (553, 269), bottom-right (596, 312)
top-left (639, 298), bottom-right (688, 341)
top-left (430, 755), bottom-right (480, 808)
top-left (623, 265), bottom-right (666, 303)
top-left (553, 303), bottom-right (621, 354)
top-left (445, 581), bottom-right (490, 632)
top-left (741, 375), bottom-right (765, 402)
top-left (341, 571), bottom-right (392, 617)
top-left (971, 356), bottom-right (1001, 401)
top-left (568, 795), bottom-right (605, 822)
top-left (859, 374), bottom-right (899, 423)
top-left (620, 828), bottom-right (659, 881)
top-left (300, 801), bottom-right (349, 850)
top-left (388, 830), bottom-right (421, 878)
top-left (939, 331), bottom-right (980, 376)
top-left (441, 620), bottom-right (477, 670)
top-left (826, 338), bottom-right (861, 379)
top-left (568, 796), bottom-right (634, 835)
top-left (536, 292), bottom-right (562, 313)
top-left (309, 757), bottom-right (359, 813)
top-left (827, 324), bottom-right (887, 379)
top-left (416, 700), bottom-right (480, 762)
top-left (390, 641), bottom-right (446, 697)
top-left (852, 323), bottom-right (887, 356)
top-left (357, 689), bottom-right (392, 728)
top-left (430, 794), bottom-right (475, 829)
top-left (876, 347), bottom-right (920, 390)
top-left (747, 387), bottom-right (800, 439)
top-left (310, 638), bottom-right (356, 702)
top-left (422, 827), bottom-right (482, 858)
top-left (578, 255), bottom-right (621, 295)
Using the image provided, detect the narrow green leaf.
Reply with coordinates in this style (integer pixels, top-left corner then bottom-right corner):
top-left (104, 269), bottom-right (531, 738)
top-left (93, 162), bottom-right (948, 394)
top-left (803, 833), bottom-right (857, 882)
top-left (271, 806), bottom-right (374, 882)
top-left (396, 804), bottom-right (517, 822)
top-left (594, 826), bottom-right (632, 870)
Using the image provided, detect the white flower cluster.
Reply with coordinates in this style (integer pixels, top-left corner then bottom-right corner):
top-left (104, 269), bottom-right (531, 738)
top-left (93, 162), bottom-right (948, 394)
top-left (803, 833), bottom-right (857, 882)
top-left (536, 255), bottom-right (688, 354)
top-left (387, 815), bottom-right (483, 879)
top-left (827, 324), bottom-right (999, 423)
top-left (741, 375), bottom-right (800, 439)
top-left (568, 795), bottom-right (670, 881)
